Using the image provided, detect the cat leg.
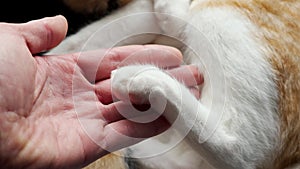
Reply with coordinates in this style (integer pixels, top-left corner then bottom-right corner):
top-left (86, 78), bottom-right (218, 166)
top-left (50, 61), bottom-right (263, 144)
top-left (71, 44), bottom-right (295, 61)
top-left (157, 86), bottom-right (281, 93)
top-left (153, 0), bottom-right (190, 35)
top-left (111, 64), bottom-right (236, 169)
top-left (48, 0), bottom-right (159, 54)
top-left (125, 129), bottom-right (214, 169)
top-left (151, 0), bottom-right (191, 49)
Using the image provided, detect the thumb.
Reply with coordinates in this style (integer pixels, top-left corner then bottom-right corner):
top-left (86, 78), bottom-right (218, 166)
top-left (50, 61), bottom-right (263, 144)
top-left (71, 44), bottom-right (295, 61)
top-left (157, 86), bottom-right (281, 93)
top-left (19, 15), bottom-right (68, 54)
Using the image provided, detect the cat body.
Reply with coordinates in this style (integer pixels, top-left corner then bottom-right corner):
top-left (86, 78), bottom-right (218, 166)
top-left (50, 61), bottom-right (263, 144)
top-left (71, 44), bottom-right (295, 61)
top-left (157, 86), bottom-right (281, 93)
top-left (50, 0), bottom-right (300, 168)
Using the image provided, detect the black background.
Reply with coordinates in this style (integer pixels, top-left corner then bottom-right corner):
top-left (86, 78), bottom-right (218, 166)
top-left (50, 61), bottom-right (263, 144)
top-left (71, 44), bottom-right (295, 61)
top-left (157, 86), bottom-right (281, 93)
top-left (0, 0), bottom-right (101, 35)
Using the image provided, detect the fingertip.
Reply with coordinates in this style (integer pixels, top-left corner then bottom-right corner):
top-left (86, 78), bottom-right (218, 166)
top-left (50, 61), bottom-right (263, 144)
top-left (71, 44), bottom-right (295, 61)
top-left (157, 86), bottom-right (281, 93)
top-left (189, 65), bottom-right (204, 85)
top-left (41, 15), bottom-right (68, 50)
top-left (190, 87), bottom-right (201, 99)
top-left (147, 44), bottom-right (183, 62)
top-left (22, 15), bottom-right (68, 54)
top-left (168, 46), bottom-right (183, 61)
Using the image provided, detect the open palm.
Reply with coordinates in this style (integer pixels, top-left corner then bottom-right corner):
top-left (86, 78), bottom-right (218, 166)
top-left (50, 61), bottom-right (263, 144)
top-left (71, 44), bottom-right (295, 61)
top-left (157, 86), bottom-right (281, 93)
top-left (0, 16), bottom-right (202, 169)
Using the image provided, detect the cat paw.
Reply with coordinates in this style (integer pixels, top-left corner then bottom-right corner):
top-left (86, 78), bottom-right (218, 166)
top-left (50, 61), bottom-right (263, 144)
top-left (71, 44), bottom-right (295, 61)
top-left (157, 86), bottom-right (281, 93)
top-left (111, 65), bottom-right (168, 103)
top-left (111, 65), bottom-right (177, 114)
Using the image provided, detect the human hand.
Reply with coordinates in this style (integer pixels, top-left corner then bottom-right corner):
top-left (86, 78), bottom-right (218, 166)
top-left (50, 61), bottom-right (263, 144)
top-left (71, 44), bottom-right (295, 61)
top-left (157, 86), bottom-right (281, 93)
top-left (0, 15), bottom-right (203, 169)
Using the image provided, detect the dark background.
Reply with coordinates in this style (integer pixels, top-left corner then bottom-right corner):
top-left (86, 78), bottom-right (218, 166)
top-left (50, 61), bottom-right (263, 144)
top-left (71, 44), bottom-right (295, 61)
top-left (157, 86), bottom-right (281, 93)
top-left (0, 0), bottom-right (101, 36)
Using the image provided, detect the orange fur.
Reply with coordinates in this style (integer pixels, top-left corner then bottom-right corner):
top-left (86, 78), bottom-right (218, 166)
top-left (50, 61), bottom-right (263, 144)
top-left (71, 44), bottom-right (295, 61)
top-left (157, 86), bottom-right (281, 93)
top-left (83, 152), bottom-right (126, 169)
top-left (194, 0), bottom-right (300, 168)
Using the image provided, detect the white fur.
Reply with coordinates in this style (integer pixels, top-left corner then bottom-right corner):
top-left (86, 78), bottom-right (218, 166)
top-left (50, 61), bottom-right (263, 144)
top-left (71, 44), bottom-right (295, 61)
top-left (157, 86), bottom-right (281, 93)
top-left (50, 0), bottom-right (280, 168)
top-left (49, 0), bottom-right (158, 54)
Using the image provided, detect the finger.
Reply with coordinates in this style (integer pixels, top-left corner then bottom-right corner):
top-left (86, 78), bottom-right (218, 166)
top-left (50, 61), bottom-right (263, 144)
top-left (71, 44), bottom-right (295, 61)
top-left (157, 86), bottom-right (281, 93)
top-left (18, 15), bottom-right (68, 54)
top-left (102, 116), bottom-right (169, 152)
top-left (95, 79), bottom-right (112, 105)
top-left (115, 45), bottom-right (183, 68)
top-left (76, 45), bottom-right (183, 82)
top-left (189, 87), bottom-right (201, 99)
top-left (95, 65), bottom-right (203, 105)
top-left (102, 102), bottom-right (153, 123)
top-left (102, 102), bottom-right (125, 123)
top-left (100, 85), bottom-right (199, 123)
top-left (167, 65), bottom-right (204, 87)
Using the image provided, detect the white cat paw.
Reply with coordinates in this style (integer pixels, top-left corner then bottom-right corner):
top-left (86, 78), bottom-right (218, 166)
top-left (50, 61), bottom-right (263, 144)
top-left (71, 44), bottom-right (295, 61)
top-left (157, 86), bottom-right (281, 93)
top-left (111, 65), bottom-right (178, 116)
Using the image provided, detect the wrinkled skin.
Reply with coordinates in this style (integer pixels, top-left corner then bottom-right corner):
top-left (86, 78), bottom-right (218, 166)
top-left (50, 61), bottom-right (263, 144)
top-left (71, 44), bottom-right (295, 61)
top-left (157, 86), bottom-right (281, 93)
top-left (0, 16), bottom-right (202, 169)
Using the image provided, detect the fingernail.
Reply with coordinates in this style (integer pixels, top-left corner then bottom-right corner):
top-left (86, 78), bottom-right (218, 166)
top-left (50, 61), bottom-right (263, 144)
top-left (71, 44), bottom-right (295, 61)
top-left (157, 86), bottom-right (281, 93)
top-left (42, 15), bottom-right (68, 27)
